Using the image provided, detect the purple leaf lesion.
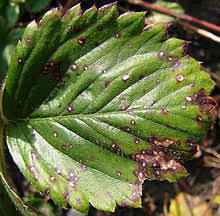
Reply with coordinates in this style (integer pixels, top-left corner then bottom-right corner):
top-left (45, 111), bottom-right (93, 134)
top-left (132, 145), bottom-right (188, 183)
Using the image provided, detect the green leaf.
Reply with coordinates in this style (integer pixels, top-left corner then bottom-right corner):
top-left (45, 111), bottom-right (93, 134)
top-left (0, 28), bottom-right (24, 77)
top-left (147, 0), bottom-right (184, 23)
top-left (169, 192), bottom-right (213, 216)
top-left (0, 0), bottom-right (7, 9)
top-left (0, 2), bottom-right (20, 33)
top-left (0, 122), bottom-right (38, 216)
top-left (26, 0), bottom-right (52, 13)
top-left (2, 3), bottom-right (215, 212)
top-left (214, 195), bottom-right (220, 205)
top-left (0, 182), bottom-right (19, 216)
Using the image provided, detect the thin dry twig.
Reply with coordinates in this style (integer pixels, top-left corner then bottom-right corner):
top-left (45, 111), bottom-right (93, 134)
top-left (179, 21), bottom-right (220, 43)
top-left (203, 148), bottom-right (220, 159)
top-left (128, 0), bottom-right (220, 33)
top-left (163, 192), bottom-right (169, 216)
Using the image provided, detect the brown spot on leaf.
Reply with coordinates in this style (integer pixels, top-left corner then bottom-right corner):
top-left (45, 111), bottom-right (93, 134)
top-left (131, 119), bottom-right (136, 125)
top-left (65, 72), bottom-right (71, 78)
top-left (63, 189), bottom-right (70, 201)
top-left (45, 187), bottom-right (50, 196)
top-left (173, 59), bottom-right (181, 70)
top-left (56, 168), bottom-right (61, 174)
top-left (196, 115), bottom-right (203, 124)
top-left (121, 98), bottom-right (127, 111)
top-left (166, 56), bottom-right (173, 62)
top-left (80, 164), bottom-right (88, 171)
top-left (115, 33), bottom-right (121, 38)
top-left (70, 63), bottom-right (78, 71)
top-left (31, 151), bottom-right (37, 162)
top-left (122, 126), bottom-right (131, 132)
top-left (106, 192), bottom-right (111, 198)
top-left (139, 74), bottom-right (145, 80)
top-left (98, 26), bottom-right (103, 31)
top-left (68, 25), bottom-right (72, 30)
top-left (78, 36), bottom-right (85, 45)
top-left (89, 155), bottom-right (95, 162)
top-left (66, 104), bottom-right (74, 112)
top-left (53, 132), bottom-right (58, 137)
top-left (26, 37), bottom-right (31, 44)
top-left (185, 89), bottom-right (217, 113)
top-left (104, 80), bottom-right (110, 88)
top-left (18, 57), bottom-right (23, 65)
top-left (116, 170), bottom-right (122, 176)
top-left (76, 198), bottom-right (82, 205)
top-left (185, 96), bottom-right (192, 102)
top-left (83, 65), bottom-right (89, 70)
top-left (143, 25), bottom-right (152, 31)
top-left (176, 74), bottom-right (184, 82)
top-left (133, 148), bottom-right (187, 182)
top-left (134, 138), bottom-right (140, 144)
top-left (112, 142), bottom-right (122, 154)
top-left (148, 136), bottom-right (176, 147)
top-left (158, 50), bottom-right (166, 60)
top-left (37, 20), bottom-right (43, 29)
top-left (62, 143), bottom-right (72, 150)
top-left (181, 41), bottom-right (189, 56)
top-left (41, 65), bottom-right (49, 75)
top-left (122, 74), bottom-right (130, 82)
top-left (49, 176), bottom-right (55, 183)
top-left (161, 108), bottom-right (169, 115)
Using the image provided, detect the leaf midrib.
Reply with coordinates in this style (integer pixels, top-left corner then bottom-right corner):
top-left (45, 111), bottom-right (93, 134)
top-left (12, 106), bottom-right (185, 121)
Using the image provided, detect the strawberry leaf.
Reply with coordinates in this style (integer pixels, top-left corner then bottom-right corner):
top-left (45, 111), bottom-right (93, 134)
top-left (2, 3), bottom-right (215, 212)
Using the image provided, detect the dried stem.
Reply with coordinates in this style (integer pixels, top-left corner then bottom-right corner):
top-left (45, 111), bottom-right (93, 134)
top-left (128, 0), bottom-right (220, 33)
top-left (163, 192), bottom-right (169, 216)
top-left (179, 21), bottom-right (220, 43)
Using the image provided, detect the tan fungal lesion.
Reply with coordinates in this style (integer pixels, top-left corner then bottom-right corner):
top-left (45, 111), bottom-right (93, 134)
top-left (149, 136), bottom-right (176, 147)
top-left (176, 73), bottom-right (185, 82)
top-left (133, 148), bottom-right (186, 182)
top-left (78, 36), bottom-right (85, 45)
top-left (158, 50), bottom-right (166, 60)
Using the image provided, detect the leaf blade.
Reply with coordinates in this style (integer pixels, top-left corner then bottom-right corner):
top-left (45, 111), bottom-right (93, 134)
top-left (2, 3), bottom-right (215, 212)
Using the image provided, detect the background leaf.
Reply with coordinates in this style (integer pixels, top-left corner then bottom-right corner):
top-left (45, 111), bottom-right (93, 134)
top-left (26, 0), bottom-right (52, 13)
top-left (2, 3), bottom-right (215, 213)
top-left (146, 0), bottom-right (184, 23)
top-left (169, 192), bottom-right (213, 216)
